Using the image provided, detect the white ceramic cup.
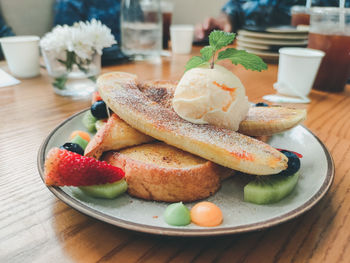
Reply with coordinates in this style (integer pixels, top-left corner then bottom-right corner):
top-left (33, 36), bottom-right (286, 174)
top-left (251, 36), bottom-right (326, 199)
top-left (0, 36), bottom-right (40, 78)
top-left (274, 47), bottom-right (325, 99)
top-left (170, 25), bottom-right (194, 54)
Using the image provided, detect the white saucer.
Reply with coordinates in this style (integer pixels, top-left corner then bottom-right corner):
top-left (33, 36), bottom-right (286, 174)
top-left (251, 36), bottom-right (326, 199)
top-left (236, 40), bottom-right (271, 50)
top-left (238, 30), bottom-right (308, 40)
top-left (237, 35), bottom-right (309, 46)
top-left (237, 45), bottom-right (279, 62)
top-left (265, 26), bottom-right (309, 34)
top-left (263, 94), bottom-right (310, 104)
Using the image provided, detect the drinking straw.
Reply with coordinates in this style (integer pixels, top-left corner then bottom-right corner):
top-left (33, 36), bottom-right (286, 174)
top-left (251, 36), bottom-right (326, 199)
top-left (306, 0), bottom-right (312, 9)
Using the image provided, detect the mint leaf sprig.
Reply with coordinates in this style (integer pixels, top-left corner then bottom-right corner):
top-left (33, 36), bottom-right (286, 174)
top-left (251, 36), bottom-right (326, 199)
top-left (185, 30), bottom-right (267, 72)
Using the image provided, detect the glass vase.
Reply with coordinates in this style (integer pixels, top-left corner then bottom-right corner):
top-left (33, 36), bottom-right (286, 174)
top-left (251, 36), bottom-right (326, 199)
top-left (42, 49), bottom-right (101, 98)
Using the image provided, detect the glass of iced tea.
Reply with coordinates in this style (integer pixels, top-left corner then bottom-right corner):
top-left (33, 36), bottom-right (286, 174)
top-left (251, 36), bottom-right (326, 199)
top-left (291, 6), bottom-right (310, 26)
top-left (161, 1), bottom-right (174, 49)
top-left (308, 7), bottom-right (350, 92)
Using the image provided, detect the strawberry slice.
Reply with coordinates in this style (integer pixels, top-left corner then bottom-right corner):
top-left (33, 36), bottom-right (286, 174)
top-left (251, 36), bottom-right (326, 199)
top-left (91, 91), bottom-right (102, 104)
top-left (277, 148), bottom-right (303, 158)
top-left (44, 148), bottom-right (124, 186)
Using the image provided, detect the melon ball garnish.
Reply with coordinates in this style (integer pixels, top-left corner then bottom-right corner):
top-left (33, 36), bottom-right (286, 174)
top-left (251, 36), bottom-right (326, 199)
top-left (164, 202), bottom-right (191, 226)
top-left (190, 201), bottom-right (223, 227)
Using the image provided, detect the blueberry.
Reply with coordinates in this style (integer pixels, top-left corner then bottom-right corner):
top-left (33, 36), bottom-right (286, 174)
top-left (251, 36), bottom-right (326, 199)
top-left (278, 150), bottom-right (301, 176)
top-left (60, 143), bottom-right (84, 155)
top-left (255, 102), bottom-right (269, 107)
top-left (91, 100), bottom-right (109, 119)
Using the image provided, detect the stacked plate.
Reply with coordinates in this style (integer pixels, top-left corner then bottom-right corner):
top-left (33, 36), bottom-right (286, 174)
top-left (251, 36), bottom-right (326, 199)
top-left (236, 26), bottom-right (309, 62)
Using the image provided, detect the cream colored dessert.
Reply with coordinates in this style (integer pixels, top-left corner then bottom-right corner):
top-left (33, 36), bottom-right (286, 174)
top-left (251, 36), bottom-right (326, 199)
top-left (172, 64), bottom-right (250, 131)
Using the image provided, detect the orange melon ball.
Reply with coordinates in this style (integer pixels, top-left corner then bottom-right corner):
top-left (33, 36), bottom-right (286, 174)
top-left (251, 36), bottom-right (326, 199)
top-left (70, 130), bottom-right (91, 142)
top-left (190, 201), bottom-right (223, 227)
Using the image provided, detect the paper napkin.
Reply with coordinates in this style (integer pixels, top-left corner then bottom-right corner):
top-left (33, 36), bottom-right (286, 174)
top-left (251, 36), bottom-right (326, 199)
top-left (0, 68), bottom-right (21, 88)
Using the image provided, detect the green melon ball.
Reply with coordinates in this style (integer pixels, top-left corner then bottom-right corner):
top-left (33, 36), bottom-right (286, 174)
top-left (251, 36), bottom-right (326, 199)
top-left (164, 202), bottom-right (191, 226)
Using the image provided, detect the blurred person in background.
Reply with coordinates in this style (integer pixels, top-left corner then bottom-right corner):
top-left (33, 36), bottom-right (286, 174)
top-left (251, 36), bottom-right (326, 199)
top-left (195, 0), bottom-right (350, 41)
top-left (0, 14), bottom-right (15, 59)
top-left (53, 0), bottom-right (127, 65)
top-left (54, 0), bottom-right (121, 42)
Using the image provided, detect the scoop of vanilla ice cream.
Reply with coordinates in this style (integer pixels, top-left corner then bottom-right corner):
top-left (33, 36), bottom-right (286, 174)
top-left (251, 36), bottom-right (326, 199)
top-left (172, 64), bottom-right (250, 131)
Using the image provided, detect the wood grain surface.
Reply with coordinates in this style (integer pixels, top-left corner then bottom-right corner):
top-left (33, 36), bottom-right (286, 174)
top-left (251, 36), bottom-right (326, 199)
top-left (1, 47), bottom-right (350, 263)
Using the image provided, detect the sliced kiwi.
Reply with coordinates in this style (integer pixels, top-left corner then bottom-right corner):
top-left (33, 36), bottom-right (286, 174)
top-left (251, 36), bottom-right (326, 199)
top-left (79, 179), bottom-right (128, 199)
top-left (82, 110), bottom-right (97, 133)
top-left (71, 134), bottom-right (88, 150)
top-left (244, 172), bottom-right (299, 205)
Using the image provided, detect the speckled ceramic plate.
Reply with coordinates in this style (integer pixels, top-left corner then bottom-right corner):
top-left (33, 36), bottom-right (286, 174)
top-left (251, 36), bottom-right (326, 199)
top-left (37, 109), bottom-right (334, 236)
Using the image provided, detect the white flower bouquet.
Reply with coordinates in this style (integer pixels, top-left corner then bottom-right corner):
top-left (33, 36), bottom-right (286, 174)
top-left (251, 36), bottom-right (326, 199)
top-left (40, 19), bottom-right (116, 95)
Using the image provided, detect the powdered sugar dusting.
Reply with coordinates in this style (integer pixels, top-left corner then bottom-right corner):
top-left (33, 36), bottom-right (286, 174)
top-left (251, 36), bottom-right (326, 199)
top-left (244, 107), bottom-right (302, 122)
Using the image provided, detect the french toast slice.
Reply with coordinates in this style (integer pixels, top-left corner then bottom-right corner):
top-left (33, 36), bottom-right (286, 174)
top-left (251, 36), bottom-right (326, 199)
top-left (103, 142), bottom-right (233, 202)
top-left (139, 80), bottom-right (307, 136)
top-left (84, 113), bottom-right (153, 159)
top-left (98, 72), bottom-right (288, 175)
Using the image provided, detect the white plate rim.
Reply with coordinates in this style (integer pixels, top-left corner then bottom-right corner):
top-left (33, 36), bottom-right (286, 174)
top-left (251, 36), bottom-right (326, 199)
top-left (37, 109), bottom-right (334, 237)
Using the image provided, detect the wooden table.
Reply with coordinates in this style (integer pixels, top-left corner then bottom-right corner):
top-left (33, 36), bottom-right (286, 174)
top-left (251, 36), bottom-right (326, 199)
top-left (1, 47), bottom-right (350, 263)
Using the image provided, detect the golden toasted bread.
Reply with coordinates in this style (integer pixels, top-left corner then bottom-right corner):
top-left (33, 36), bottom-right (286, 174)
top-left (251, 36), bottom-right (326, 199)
top-left (84, 113), bottom-right (153, 159)
top-left (103, 142), bottom-right (233, 202)
top-left (98, 72), bottom-right (288, 175)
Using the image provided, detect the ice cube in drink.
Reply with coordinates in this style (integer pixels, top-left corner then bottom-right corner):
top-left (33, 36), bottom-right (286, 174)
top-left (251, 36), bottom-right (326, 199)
top-left (121, 22), bottom-right (162, 59)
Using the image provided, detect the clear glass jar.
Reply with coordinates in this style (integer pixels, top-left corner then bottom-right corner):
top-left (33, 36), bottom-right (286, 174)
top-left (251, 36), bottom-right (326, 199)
top-left (121, 0), bottom-right (162, 60)
top-left (42, 49), bottom-right (101, 97)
